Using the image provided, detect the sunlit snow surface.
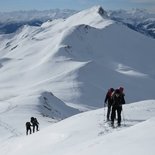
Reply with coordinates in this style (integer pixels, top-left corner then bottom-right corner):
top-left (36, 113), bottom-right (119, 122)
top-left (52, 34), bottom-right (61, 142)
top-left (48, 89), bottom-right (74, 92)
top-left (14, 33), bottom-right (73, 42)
top-left (0, 6), bottom-right (155, 155)
top-left (1, 100), bottom-right (155, 155)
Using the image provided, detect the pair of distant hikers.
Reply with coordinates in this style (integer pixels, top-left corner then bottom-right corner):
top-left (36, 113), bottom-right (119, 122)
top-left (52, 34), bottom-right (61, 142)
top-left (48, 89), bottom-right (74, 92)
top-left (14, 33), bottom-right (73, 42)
top-left (104, 87), bottom-right (125, 126)
top-left (25, 117), bottom-right (39, 135)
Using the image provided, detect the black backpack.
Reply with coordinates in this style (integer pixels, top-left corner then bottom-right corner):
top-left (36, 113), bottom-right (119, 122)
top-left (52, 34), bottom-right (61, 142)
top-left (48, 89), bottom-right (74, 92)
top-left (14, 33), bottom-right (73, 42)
top-left (26, 122), bottom-right (31, 127)
top-left (30, 117), bottom-right (35, 123)
top-left (112, 89), bottom-right (122, 106)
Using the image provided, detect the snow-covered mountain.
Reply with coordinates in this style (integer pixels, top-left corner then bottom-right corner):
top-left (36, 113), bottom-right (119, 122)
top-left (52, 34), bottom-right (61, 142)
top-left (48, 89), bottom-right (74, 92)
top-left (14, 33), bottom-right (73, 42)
top-left (0, 5), bottom-right (155, 120)
top-left (108, 9), bottom-right (155, 38)
top-left (0, 6), bottom-right (155, 155)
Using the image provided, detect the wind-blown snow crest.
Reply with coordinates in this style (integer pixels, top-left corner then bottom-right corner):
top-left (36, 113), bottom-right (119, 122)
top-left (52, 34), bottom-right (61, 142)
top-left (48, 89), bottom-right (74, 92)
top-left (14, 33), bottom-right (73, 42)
top-left (115, 63), bottom-right (148, 77)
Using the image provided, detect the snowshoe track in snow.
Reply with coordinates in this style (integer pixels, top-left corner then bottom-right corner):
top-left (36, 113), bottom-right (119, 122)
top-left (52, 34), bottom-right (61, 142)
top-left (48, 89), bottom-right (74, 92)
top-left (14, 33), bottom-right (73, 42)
top-left (0, 119), bottom-right (22, 137)
top-left (98, 120), bottom-right (128, 136)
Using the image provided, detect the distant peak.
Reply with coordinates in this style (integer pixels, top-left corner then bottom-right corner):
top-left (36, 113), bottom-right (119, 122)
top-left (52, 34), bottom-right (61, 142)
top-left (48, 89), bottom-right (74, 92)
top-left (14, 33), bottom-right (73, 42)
top-left (97, 6), bottom-right (107, 16)
top-left (89, 6), bottom-right (108, 17)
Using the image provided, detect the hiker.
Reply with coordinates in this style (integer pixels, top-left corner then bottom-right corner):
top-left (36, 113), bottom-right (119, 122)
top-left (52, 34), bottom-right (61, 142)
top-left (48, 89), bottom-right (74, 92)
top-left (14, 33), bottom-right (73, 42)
top-left (31, 117), bottom-right (39, 133)
top-left (119, 87), bottom-right (124, 94)
top-left (104, 88), bottom-right (115, 121)
top-left (25, 122), bottom-right (32, 135)
top-left (111, 88), bottom-right (125, 126)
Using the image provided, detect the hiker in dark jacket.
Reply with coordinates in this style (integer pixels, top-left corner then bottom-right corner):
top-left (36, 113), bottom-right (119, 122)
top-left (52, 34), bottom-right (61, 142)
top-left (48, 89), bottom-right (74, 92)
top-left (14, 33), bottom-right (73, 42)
top-left (31, 117), bottom-right (39, 133)
top-left (104, 88), bottom-right (115, 121)
top-left (111, 88), bottom-right (125, 126)
top-left (25, 122), bottom-right (32, 135)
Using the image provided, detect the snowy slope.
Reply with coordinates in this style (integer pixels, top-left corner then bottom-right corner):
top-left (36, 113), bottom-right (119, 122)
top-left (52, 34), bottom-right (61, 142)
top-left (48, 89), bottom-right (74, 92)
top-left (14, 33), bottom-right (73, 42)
top-left (0, 6), bottom-right (155, 145)
top-left (0, 100), bottom-right (155, 155)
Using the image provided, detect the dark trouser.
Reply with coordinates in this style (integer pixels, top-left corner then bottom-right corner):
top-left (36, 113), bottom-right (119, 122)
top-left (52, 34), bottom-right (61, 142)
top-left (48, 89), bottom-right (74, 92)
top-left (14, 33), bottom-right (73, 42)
top-left (107, 103), bottom-right (112, 120)
top-left (32, 124), bottom-right (39, 133)
top-left (26, 127), bottom-right (32, 135)
top-left (111, 106), bottom-right (122, 125)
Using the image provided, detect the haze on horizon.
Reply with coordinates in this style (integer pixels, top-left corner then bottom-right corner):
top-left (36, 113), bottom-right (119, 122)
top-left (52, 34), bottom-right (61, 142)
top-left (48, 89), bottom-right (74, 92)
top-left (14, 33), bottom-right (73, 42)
top-left (0, 0), bottom-right (155, 12)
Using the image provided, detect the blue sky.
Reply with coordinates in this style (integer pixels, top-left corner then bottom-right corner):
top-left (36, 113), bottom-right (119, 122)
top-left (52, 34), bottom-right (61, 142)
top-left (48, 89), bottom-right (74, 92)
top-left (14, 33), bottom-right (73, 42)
top-left (0, 0), bottom-right (155, 12)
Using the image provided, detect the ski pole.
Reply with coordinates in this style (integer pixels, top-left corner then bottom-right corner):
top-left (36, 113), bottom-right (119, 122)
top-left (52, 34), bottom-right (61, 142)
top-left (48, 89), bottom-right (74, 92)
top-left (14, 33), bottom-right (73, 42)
top-left (103, 102), bottom-right (106, 122)
top-left (122, 108), bottom-right (126, 126)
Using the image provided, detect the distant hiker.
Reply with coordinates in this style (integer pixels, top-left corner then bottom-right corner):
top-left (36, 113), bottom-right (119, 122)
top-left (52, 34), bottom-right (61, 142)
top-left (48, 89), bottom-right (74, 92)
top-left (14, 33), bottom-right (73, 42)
top-left (25, 122), bottom-right (32, 135)
top-left (31, 117), bottom-right (39, 133)
top-left (34, 118), bottom-right (39, 131)
top-left (104, 88), bottom-right (115, 121)
top-left (111, 88), bottom-right (125, 126)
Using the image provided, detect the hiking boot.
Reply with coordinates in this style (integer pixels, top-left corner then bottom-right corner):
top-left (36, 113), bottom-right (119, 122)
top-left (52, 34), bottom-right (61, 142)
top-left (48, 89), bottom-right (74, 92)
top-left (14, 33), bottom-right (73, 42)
top-left (111, 121), bottom-right (114, 126)
top-left (107, 118), bottom-right (110, 121)
top-left (118, 123), bottom-right (121, 126)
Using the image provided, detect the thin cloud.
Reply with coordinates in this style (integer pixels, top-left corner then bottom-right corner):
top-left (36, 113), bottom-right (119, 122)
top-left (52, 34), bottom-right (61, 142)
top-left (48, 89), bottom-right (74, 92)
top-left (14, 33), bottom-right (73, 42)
top-left (131, 0), bottom-right (155, 3)
top-left (148, 6), bottom-right (155, 12)
top-left (76, 0), bottom-right (94, 5)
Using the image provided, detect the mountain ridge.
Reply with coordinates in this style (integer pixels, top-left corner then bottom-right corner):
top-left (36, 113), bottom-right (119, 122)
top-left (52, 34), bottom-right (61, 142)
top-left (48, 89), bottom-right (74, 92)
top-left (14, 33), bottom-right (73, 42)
top-left (0, 6), bottom-right (154, 137)
top-left (1, 7), bottom-right (155, 39)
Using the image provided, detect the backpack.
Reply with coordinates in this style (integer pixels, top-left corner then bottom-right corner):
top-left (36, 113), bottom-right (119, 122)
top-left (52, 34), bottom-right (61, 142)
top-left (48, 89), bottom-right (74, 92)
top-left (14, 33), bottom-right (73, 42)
top-left (26, 122), bottom-right (31, 127)
top-left (30, 117), bottom-right (35, 123)
top-left (105, 88), bottom-right (115, 104)
top-left (34, 118), bottom-right (39, 125)
top-left (108, 88), bottom-right (114, 97)
top-left (112, 89), bottom-right (125, 106)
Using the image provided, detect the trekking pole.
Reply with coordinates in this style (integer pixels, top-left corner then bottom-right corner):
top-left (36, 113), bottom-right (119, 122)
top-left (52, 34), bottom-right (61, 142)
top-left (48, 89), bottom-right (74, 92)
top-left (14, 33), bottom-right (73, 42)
top-left (103, 102), bottom-right (106, 122)
top-left (122, 108), bottom-right (126, 126)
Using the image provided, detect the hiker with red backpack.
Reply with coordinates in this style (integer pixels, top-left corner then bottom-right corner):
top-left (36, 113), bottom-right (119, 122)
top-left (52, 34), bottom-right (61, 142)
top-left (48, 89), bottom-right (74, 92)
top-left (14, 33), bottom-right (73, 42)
top-left (104, 88), bottom-right (115, 121)
top-left (111, 87), bottom-right (125, 126)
